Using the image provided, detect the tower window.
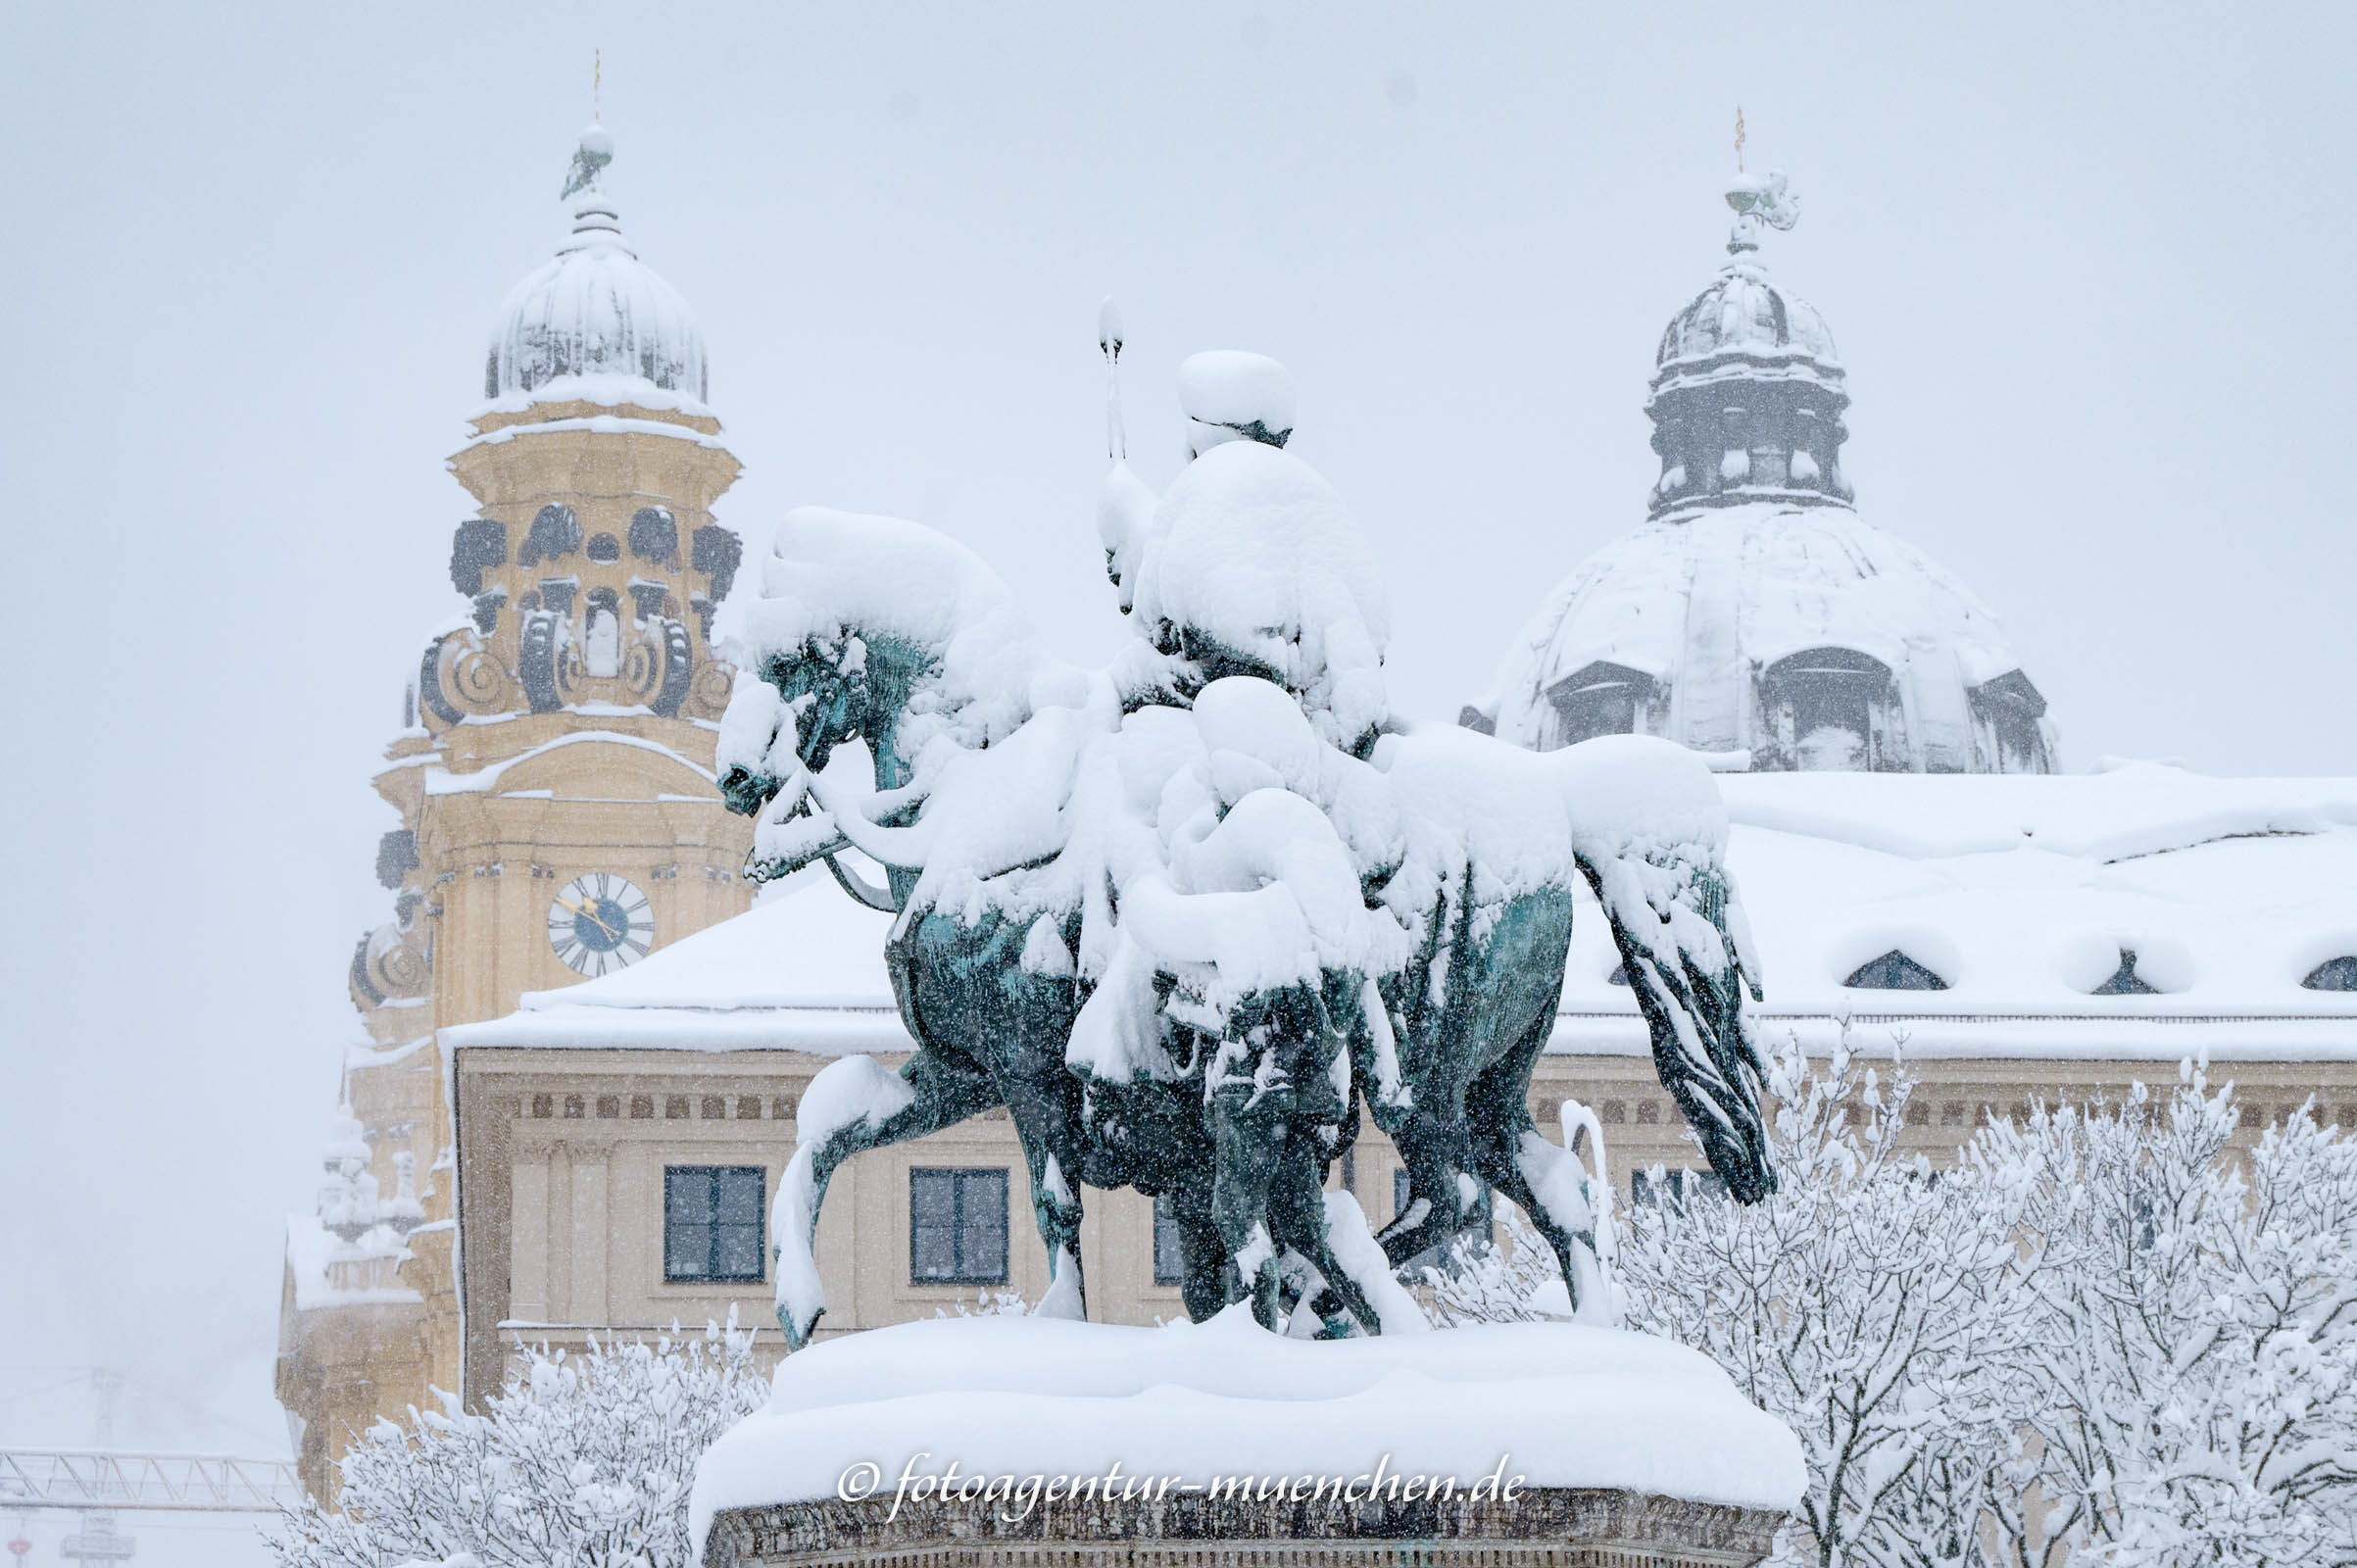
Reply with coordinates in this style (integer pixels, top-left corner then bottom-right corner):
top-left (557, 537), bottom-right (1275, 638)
top-left (663, 1165), bottom-right (765, 1283)
top-left (2304, 956), bottom-right (2357, 992)
top-left (1971, 669), bottom-right (2051, 774)
top-left (1544, 662), bottom-right (1657, 749)
top-left (909, 1168), bottom-right (1008, 1285)
top-left (1842, 950), bottom-right (1949, 991)
top-left (583, 588), bottom-right (622, 678)
top-left (630, 508), bottom-right (680, 567)
top-left (519, 505), bottom-right (582, 567)
top-left (1766, 648), bottom-right (1890, 771)
top-left (1152, 1193), bottom-right (1185, 1286)
top-left (585, 532), bottom-right (622, 564)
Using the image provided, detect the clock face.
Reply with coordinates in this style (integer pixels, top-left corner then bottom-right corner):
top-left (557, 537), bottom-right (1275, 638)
top-left (548, 872), bottom-right (655, 976)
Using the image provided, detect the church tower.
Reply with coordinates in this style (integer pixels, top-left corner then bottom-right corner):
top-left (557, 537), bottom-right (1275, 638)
top-left (275, 125), bottom-right (755, 1501)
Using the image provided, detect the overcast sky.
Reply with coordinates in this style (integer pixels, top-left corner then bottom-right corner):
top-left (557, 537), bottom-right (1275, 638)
top-left (2, 3), bottom-right (2352, 1559)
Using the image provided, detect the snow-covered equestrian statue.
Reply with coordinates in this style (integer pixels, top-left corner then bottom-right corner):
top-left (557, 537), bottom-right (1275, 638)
top-left (717, 513), bottom-right (1404, 1348)
top-left (718, 346), bottom-right (1773, 1351)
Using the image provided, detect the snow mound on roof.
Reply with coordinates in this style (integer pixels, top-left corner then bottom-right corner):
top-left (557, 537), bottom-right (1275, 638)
top-left (688, 1307), bottom-right (1804, 1542)
top-left (1721, 764), bottom-right (2357, 862)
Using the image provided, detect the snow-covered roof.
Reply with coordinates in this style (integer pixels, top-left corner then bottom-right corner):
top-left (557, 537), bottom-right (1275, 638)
top-left (444, 766), bottom-right (2357, 1065)
top-left (482, 126), bottom-right (709, 410)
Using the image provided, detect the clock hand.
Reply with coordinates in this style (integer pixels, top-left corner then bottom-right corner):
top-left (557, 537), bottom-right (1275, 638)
top-left (559, 895), bottom-right (622, 941)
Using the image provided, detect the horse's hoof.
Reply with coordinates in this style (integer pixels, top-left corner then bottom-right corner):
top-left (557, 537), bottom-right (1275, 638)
top-left (778, 1303), bottom-right (825, 1352)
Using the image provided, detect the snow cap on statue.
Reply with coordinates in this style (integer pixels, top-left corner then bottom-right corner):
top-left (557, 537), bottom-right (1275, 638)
top-left (1179, 351), bottom-right (1297, 459)
top-left (1133, 445), bottom-right (1391, 750)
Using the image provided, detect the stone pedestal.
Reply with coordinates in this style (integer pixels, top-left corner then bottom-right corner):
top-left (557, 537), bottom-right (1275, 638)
top-left (705, 1488), bottom-right (1784, 1567)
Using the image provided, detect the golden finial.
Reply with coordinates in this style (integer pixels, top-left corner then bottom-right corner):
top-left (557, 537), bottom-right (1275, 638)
top-left (594, 49), bottom-right (602, 120)
top-left (1735, 106), bottom-right (1745, 173)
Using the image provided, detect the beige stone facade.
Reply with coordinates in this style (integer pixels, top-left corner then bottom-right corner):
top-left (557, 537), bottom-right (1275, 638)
top-left (443, 1038), bottom-right (2357, 1401)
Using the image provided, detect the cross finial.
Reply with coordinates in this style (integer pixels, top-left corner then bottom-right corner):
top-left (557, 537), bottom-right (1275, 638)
top-left (1735, 106), bottom-right (1745, 173)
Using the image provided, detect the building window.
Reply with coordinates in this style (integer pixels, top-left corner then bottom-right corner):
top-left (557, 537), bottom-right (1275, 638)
top-left (1970, 669), bottom-right (2051, 774)
top-left (1544, 662), bottom-right (1657, 750)
top-left (1632, 1169), bottom-right (1728, 1206)
top-left (1152, 1194), bottom-right (1185, 1286)
top-left (2303, 956), bottom-right (2357, 992)
top-left (1766, 648), bottom-right (1889, 771)
top-left (910, 1168), bottom-right (1008, 1285)
top-left (1843, 950), bottom-right (1949, 991)
top-left (2091, 948), bottom-right (2161, 996)
top-left (663, 1166), bottom-right (765, 1284)
top-left (1393, 1167), bottom-right (1414, 1223)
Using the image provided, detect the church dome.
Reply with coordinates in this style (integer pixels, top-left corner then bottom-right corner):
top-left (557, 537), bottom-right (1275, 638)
top-left (484, 126), bottom-right (709, 407)
top-left (1654, 258), bottom-right (1840, 376)
top-left (1470, 504), bottom-right (2053, 773)
top-left (1465, 170), bottom-right (2057, 775)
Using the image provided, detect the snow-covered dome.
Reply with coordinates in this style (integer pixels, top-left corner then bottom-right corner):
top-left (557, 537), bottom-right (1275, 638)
top-left (1645, 172), bottom-right (1851, 518)
top-left (1654, 257), bottom-right (1840, 378)
top-left (483, 125), bottom-right (709, 407)
top-left (1472, 504), bottom-right (2052, 773)
top-left (1467, 172), bottom-right (2056, 775)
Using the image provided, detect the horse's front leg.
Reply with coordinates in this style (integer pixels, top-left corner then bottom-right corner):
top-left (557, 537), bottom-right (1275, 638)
top-left (777, 1048), bottom-right (1001, 1349)
top-left (1001, 1059), bottom-right (1091, 1321)
top-left (1161, 1177), bottom-right (1230, 1323)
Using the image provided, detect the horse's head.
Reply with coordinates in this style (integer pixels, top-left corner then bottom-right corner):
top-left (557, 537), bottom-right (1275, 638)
top-left (717, 632), bottom-right (923, 810)
top-left (718, 507), bottom-right (1046, 883)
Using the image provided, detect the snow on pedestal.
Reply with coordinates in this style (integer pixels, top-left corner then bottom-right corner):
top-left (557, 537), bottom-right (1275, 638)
top-left (691, 1308), bottom-right (1801, 1565)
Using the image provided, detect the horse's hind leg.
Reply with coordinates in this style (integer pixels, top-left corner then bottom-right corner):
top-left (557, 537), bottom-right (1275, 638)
top-left (1265, 1138), bottom-right (1384, 1337)
top-left (777, 1048), bottom-right (1002, 1348)
top-left (1376, 1108), bottom-right (1485, 1270)
top-left (1468, 1058), bottom-right (1607, 1321)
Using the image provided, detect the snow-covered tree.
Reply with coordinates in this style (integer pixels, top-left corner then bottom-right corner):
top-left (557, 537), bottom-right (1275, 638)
top-left (1425, 1212), bottom-right (1573, 1327)
top-left (270, 1319), bottom-right (765, 1568)
top-left (1613, 1033), bottom-right (2039, 1568)
top-left (1443, 1039), bottom-right (2357, 1568)
top-left (1991, 1071), bottom-right (2357, 1566)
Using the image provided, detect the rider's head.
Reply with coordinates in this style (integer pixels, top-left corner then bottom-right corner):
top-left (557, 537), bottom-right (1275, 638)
top-left (1180, 351), bottom-right (1297, 461)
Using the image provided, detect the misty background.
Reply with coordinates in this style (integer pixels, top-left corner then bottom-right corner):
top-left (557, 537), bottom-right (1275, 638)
top-left (2, 4), bottom-right (2351, 1560)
